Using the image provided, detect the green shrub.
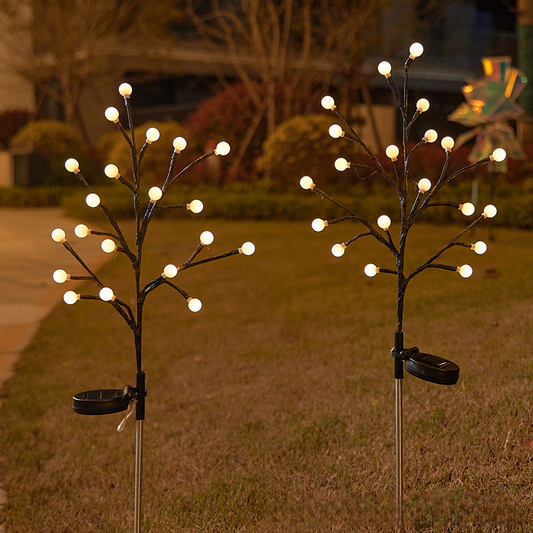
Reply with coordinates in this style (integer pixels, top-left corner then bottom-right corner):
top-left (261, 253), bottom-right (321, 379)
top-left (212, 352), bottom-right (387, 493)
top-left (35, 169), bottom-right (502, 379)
top-left (0, 186), bottom-right (70, 207)
top-left (257, 114), bottom-right (362, 189)
top-left (11, 120), bottom-right (91, 186)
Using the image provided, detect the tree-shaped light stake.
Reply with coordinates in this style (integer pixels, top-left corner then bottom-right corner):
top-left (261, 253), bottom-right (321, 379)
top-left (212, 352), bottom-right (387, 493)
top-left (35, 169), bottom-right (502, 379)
top-left (300, 43), bottom-right (506, 530)
top-left (51, 83), bottom-right (255, 533)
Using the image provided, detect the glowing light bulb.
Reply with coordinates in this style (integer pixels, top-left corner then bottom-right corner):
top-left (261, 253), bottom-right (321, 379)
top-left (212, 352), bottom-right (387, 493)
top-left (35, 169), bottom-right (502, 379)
top-left (99, 287), bottom-right (115, 301)
top-left (490, 148), bottom-right (507, 162)
top-left (214, 141), bottom-right (230, 156)
top-left (409, 42), bottom-right (424, 58)
top-left (300, 176), bottom-right (315, 190)
top-left (53, 269), bottom-right (69, 283)
top-left (418, 178), bottom-right (431, 193)
top-left (86, 193), bottom-right (100, 208)
top-left (187, 199), bottom-right (204, 214)
top-left (312, 218), bottom-right (327, 232)
top-left (378, 61), bottom-right (392, 77)
top-left (331, 243), bottom-right (346, 257)
top-left (104, 164), bottom-right (119, 179)
top-left (459, 203), bottom-right (475, 216)
top-left (187, 297), bottom-right (202, 312)
top-left (51, 228), bottom-right (66, 243)
top-left (105, 107), bottom-right (119, 122)
top-left (74, 224), bottom-right (90, 238)
top-left (64, 158), bottom-right (79, 173)
top-left (364, 263), bottom-right (379, 277)
top-left (200, 231), bottom-right (214, 246)
top-left (334, 157), bottom-right (349, 171)
top-left (146, 127), bottom-right (160, 143)
top-left (472, 241), bottom-right (487, 255)
top-left (321, 95), bottom-right (336, 110)
top-left (416, 98), bottom-right (430, 113)
top-left (329, 124), bottom-right (343, 139)
top-left (173, 137), bottom-right (187, 153)
top-left (441, 136), bottom-right (455, 151)
top-left (101, 239), bottom-right (117, 253)
top-left (457, 264), bottom-right (473, 278)
top-left (118, 83), bottom-right (132, 97)
top-left (148, 186), bottom-right (162, 202)
top-left (483, 204), bottom-right (497, 218)
top-left (63, 291), bottom-right (79, 305)
top-left (377, 215), bottom-right (391, 231)
top-left (424, 129), bottom-right (438, 143)
top-left (386, 144), bottom-right (399, 161)
top-left (163, 264), bottom-right (178, 279)
top-left (239, 242), bottom-right (255, 256)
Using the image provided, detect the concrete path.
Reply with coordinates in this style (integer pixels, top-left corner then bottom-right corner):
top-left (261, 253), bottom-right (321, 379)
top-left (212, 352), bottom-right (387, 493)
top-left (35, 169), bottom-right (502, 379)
top-left (0, 207), bottom-right (110, 532)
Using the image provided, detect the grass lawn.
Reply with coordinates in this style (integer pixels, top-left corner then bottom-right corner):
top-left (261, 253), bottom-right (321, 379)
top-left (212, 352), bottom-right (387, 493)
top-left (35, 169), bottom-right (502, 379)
top-left (0, 217), bottom-right (532, 532)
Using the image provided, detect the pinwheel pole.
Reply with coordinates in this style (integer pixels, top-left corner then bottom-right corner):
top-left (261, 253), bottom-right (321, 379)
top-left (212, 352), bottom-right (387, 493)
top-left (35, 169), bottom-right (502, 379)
top-left (301, 43), bottom-right (506, 530)
top-left (51, 83), bottom-right (255, 533)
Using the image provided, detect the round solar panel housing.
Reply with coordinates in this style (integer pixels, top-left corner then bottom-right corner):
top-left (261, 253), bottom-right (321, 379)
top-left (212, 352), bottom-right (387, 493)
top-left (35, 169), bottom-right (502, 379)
top-left (405, 352), bottom-right (459, 385)
top-left (73, 388), bottom-right (131, 415)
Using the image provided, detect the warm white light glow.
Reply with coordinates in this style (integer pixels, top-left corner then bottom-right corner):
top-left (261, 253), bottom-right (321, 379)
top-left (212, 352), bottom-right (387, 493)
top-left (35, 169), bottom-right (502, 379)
top-left (331, 243), bottom-right (346, 257)
top-left (101, 239), bottom-right (117, 253)
top-left (163, 264), bottom-right (178, 278)
top-left (118, 83), bottom-right (132, 97)
top-left (441, 136), bottom-right (455, 151)
top-left (187, 199), bottom-right (204, 213)
top-left (74, 224), bottom-right (90, 238)
top-left (300, 176), bottom-right (315, 190)
top-left (329, 124), bottom-right (343, 139)
top-left (104, 164), bottom-right (119, 179)
top-left (483, 204), bottom-right (497, 218)
top-left (187, 297), bottom-right (202, 312)
top-left (239, 242), bottom-right (255, 256)
top-left (51, 228), bottom-right (66, 243)
top-left (334, 157), bottom-right (349, 171)
top-left (416, 98), bottom-right (430, 113)
top-left (148, 186), bottom-right (163, 202)
top-left (472, 241), bottom-right (487, 254)
top-left (386, 144), bottom-right (399, 161)
top-left (377, 215), bottom-right (391, 230)
top-left (173, 137), bottom-right (187, 152)
top-left (200, 230), bottom-right (214, 246)
top-left (105, 107), bottom-right (119, 122)
top-left (312, 218), bottom-right (327, 232)
top-left (99, 287), bottom-right (115, 301)
top-left (459, 202), bottom-right (475, 216)
top-left (321, 95), bottom-right (336, 110)
top-left (53, 269), bottom-right (69, 283)
top-left (409, 42), bottom-right (424, 58)
top-left (490, 148), bottom-right (507, 162)
top-left (424, 129), bottom-right (438, 143)
top-left (86, 193), bottom-right (101, 208)
top-left (418, 178), bottom-right (431, 192)
top-left (457, 264), bottom-right (473, 278)
top-left (215, 141), bottom-right (231, 156)
top-left (378, 61), bottom-right (392, 77)
top-left (65, 158), bottom-right (79, 173)
top-left (63, 291), bottom-right (79, 305)
top-left (364, 263), bottom-right (380, 277)
top-left (146, 127), bottom-right (160, 143)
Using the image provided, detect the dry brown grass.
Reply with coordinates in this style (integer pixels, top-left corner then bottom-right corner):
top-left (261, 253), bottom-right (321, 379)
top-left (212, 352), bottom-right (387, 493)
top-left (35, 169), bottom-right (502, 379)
top-left (0, 219), bottom-right (532, 532)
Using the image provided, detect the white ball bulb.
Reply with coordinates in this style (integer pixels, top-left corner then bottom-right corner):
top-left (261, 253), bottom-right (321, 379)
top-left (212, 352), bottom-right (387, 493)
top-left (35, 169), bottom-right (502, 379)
top-left (240, 242), bottom-right (255, 256)
top-left (51, 228), bottom-right (66, 243)
top-left (188, 199), bottom-right (204, 214)
top-left (173, 136), bottom-right (187, 152)
top-left (364, 263), bottom-right (379, 277)
top-left (386, 144), bottom-right (399, 160)
top-left (331, 244), bottom-right (345, 257)
top-left (378, 61), bottom-right (392, 76)
top-left (104, 164), bottom-right (119, 179)
top-left (86, 193), bottom-right (101, 208)
top-left (105, 107), bottom-right (119, 122)
top-left (74, 224), bottom-right (90, 238)
top-left (334, 157), bottom-right (348, 171)
top-left (459, 202), bottom-right (475, 216)
top-left (491, 148), bottom-right (507, 163)
top-left (483, 204), bottom-right (497, 218)
top-left (416, 98), bottom-right (430, 113)
top-left (472, 241), bottom-right (487, 255)
top-left (53, 269), bottom-right (69, 283)
top-left (63, 291), bottom-right (78, 305)
top-left (312, 218), bottom-right (326, 232)
top-left (424, 129), bottom-right (438, 143)
top-left (146, 127), bottom-right (160, 142)
top-left (300, 176), bottom-right (314, 190)
top-left (321, 95), bottom-right (335, 110)
top-left (215, 141), bottom-right (230, 156)
top-left (441, 136), bottom-right (455, 151)
top-left (200, 230), bottom-right (214, 246)
top-left (188, 298), bottom-right (202, 312)
top-left (377, 215), bottom-right (391, 230)
top-left (118, 83), bottom-right (132, 97)
top-left (99, 287), bottom-right (114, 301)
top-left (329, 124), bottom-right (343, 139)
top-left (163, 264), bottom-right (178, 279)
top-left (409, 42), bottom-right (424, 58)
top-left (418, 178), bottom-right (431, 192)
top-left (148, 186), bottom-right (163, 202)
top-left (64, 158), bottom-right (79, 173)
top-left (458, 264), bottom-right (473, 278)
top-left (101, 239), bottom-right (117, 253)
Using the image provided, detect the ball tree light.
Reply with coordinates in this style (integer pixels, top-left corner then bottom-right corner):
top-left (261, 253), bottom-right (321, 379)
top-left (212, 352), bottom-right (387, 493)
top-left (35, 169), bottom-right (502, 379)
top-left (54, 84), bottom-right (255, 533)
top-left (302, 43), bottom-right (506, 530)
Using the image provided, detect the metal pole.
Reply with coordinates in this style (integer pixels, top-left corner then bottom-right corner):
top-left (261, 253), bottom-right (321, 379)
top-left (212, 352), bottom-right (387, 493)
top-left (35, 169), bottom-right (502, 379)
top-left (395, 377), bottom-right (404, 530)
top-left (134, 419), bottom-right (144, 533)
